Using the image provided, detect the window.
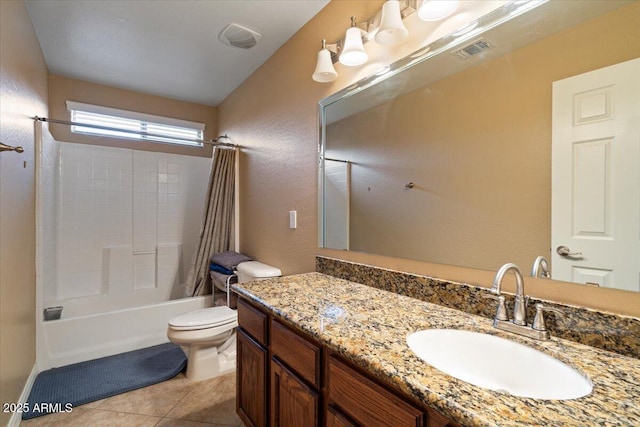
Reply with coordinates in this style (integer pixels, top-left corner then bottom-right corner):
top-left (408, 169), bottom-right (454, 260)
top-left (66, 101), bottom-right (205, 147)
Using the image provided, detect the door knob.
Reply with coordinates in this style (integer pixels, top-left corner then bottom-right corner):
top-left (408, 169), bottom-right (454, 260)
top-left (556, 245), bottom-right (583, 258)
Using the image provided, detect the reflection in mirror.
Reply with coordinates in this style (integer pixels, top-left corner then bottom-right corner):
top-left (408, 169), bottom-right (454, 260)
top-left (319, 1), bottom-right (639, 292)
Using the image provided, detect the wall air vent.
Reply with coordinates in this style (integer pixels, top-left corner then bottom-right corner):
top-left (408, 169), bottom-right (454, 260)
top-left (454, 39), bottom-right (491, 59)
top-left (218, 23), bottom-right (262, 49)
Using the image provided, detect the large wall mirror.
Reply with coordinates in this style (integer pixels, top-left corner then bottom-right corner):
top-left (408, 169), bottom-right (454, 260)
top-left (319, 0), bottom-right (639, 292)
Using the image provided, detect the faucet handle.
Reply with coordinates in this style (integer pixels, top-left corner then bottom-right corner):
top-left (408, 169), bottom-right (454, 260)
top-left (483, 294), bottom-right (509, 321)
top-left (532, 303), bottom-right (565, 332)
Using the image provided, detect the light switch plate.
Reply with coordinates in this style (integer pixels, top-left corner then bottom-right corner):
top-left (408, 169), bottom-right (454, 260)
top-left (289, 210), bottom-right (297, 229)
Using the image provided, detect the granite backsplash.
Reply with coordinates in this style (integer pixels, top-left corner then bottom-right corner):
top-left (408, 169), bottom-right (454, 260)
top-left (316, 256), bottom-right (640, 359)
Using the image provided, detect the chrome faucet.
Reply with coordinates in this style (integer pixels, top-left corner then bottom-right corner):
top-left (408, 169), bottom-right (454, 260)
top-left (486, 263), bottom-right (564, 340)
top-left (531, 256), bottom-right (550, 278)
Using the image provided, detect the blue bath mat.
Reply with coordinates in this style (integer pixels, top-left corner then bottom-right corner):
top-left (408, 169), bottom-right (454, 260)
top-left (22, 342), bottom-right (186, 419)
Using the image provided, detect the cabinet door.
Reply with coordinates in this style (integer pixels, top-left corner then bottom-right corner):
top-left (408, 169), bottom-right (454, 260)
top-left (271, 358), bottom-right (319, 427)
top-left (237, 329), bottom-right (267, 427)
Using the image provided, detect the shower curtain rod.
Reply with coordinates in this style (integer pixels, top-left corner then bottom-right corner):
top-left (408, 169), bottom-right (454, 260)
top-left (322, 156), bottom-right (349, 163)
top-left (33, 116), bottom-right (237, 148)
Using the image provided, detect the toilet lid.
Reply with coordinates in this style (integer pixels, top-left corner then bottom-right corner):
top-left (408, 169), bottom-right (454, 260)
top-left (169, 306), bottom-right (237, 330)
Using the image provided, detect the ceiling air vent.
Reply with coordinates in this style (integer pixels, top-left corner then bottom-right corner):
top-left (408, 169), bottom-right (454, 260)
top-left (454, 39), bottom-right (491, 59)
top-left (218, 23), bottom-right (262, 49)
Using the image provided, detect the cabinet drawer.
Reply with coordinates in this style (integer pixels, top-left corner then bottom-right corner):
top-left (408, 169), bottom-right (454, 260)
top-left (270, 319), bottom-right (321, 387)
top-left (238, 298), bottom-right (268, 346)
top-left (328, 356), bottom-right (424, 427)
top-left (427, 409), bottom-right (460, 427)
top-left (327, 406), bottom-right (358, 427)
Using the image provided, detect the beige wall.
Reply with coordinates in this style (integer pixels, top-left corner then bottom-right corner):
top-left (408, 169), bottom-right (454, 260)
top-left (219, 0), bottom-right (384, 273)
top-left (327, 4), bottom-right (640, 273)
top-left (48, 74), bottom-right (218, 157)
top-left (220, 1), bottom-right (640, 317)
top-left (0, 0), bottom-right (49, 423)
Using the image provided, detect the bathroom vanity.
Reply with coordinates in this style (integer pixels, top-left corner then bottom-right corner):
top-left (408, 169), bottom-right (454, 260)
top-left (233, 273), bottom-right (640, 427)
top-left (235, 298), bottom-right (448, 427)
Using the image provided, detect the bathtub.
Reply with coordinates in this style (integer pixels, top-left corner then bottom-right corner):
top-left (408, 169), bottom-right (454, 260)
top-left (36, 295), bottom-right (213, 370)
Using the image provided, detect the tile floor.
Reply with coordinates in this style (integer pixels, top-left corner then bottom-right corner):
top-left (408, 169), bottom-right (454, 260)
top-left (20, 372), bottom-right (244, 427)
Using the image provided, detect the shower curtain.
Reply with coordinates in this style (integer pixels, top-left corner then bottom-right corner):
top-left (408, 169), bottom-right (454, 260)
top-left (184, 146), bottom-right (236, 297)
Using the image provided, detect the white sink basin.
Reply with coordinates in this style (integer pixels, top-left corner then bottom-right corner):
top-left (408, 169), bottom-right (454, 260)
top-left (407, 329), bottom-right (592, 400)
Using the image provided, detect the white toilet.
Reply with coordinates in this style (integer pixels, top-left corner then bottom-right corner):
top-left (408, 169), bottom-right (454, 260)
top-left (167, 261), bottom-right (281, 381)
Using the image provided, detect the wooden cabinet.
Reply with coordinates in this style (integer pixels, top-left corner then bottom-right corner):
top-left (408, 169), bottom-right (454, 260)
top-left (236, 297), bottom-right (459, 427)
top-left (427, 411), bottom-right (459, 427)
top-left (270, 319), bottom-right (321, 387)
top-left (238, 298), bottom-right (268, 346)
top-left (326, 406), bottom-right (358, 427)
top-left (237, 299), bottom-right (319, 427)
top-left (237, 329), bottom-right (267, 427)
top-left (328, 356), bottom-right (424, 427)
top-left (270, 358), bottom-right (319, 426)
top-left (270, 318), bottom-right (320, 426)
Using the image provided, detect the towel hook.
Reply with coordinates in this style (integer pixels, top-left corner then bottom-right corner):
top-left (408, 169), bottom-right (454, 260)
top-left (0, 142), bottom-right (24, 154)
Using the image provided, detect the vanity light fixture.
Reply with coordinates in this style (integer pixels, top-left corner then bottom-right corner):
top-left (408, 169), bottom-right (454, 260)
top-left (312, 39), bottom-right (339, 83)
top-left (375, 0), bottom-right (409, 45)
top-left (340, 17), bottom-right (368, 66)
top-left (418, 0), bottom-right (459, 22)
top-left (312, 0), bottom-right (467, 83)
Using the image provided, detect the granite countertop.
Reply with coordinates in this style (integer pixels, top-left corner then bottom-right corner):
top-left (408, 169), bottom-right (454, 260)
top-left (232, 272), bottom-right (640, 427)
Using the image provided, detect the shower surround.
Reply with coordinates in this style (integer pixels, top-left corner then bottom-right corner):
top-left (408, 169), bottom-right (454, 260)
top-left (35, 122), bottom-right (212, 368)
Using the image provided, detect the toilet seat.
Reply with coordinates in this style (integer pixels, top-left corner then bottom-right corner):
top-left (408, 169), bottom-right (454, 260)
top-left (169, 306), bottom-right (237, 331)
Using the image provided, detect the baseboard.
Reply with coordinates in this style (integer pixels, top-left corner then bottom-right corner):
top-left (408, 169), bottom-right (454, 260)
top-left (8, 364), bottom-right (38, 427)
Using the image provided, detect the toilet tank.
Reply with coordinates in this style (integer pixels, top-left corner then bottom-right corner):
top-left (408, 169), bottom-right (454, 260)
top-left (236, 261), bottom-right (282, 283)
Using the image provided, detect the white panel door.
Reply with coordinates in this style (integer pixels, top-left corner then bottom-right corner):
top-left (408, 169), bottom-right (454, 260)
top-left (552, 58), bottom-right (640, 291)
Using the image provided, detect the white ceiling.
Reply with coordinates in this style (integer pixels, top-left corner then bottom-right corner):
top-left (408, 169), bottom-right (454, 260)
top-left (25, 0), bottom-right (330, 106)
